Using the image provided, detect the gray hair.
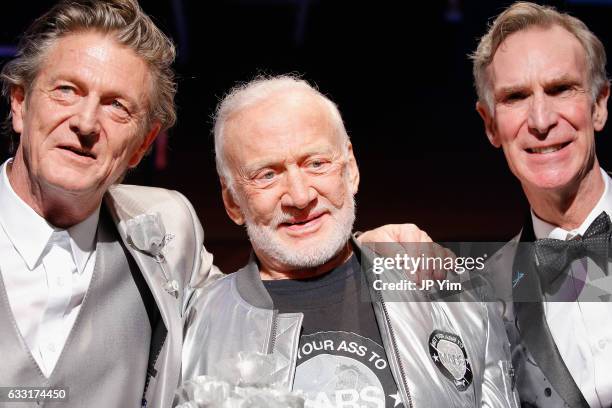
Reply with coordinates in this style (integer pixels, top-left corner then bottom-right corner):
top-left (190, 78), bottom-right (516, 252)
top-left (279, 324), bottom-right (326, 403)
top-left (471, 1), bottom-right (609, 113)
top-left (213, 74), bottom-right (350, 187)
top-left (1, 0), bottom-right (176, 143)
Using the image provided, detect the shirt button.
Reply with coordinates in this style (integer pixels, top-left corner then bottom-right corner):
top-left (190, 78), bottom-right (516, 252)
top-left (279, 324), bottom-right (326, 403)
top-left (57, 277), bottom-right (64, 287)
top-left (47, 342), bottom-right (56, 352)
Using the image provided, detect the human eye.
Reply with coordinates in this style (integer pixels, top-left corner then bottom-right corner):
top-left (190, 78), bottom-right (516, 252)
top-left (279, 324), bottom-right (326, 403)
top-left (111, 99), bottom-right (125, 109)
top-left (306, 158), bottom-right (331, 173)
top-left (503, 91), bottom-right (528, 103)
top-left (58, 85), bottom-right (74, 94)
top-left (253, 169), bottom-right (278, 183)
top-left (51, 84), bottom-right (77, 101)
top-left (548, 83), bottom-right (575, 96)
top-left (261, 171), bottom-right (276, 179)
top-left (110, 99), bottom-right (130, 114)
top-left (105, 98), bottom-right (132, 121)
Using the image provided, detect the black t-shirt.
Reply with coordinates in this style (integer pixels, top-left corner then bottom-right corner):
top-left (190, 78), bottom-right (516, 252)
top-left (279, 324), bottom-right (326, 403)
top-left (263, 254), bottom-right (405, 408)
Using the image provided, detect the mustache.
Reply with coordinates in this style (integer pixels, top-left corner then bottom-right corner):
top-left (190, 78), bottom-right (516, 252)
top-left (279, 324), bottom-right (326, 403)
top-left (269, 203), bottom-right (335, 227)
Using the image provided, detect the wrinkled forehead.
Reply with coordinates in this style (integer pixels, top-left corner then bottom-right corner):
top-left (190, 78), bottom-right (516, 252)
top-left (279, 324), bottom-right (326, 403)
top-left (223, 90), bottom-right (343, 160)
top-left (488, 25), bottom-right (588, 89)
top-left (36, 31), bottom-right (152, 103)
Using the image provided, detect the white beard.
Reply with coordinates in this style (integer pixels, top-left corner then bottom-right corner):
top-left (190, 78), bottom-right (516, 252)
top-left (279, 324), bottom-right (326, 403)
top-left (243, 194), bottom-right (355, 270)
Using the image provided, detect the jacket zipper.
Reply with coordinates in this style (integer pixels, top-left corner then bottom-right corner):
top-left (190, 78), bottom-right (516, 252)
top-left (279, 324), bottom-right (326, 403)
top-left (377, 290), bottom-right (414, 408)
top-left (267, 309), bottom-right (278, 354)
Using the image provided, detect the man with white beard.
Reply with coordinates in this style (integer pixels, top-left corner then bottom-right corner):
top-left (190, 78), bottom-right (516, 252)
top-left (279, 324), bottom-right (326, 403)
top-left (182, 75), bottom-right (518, 407)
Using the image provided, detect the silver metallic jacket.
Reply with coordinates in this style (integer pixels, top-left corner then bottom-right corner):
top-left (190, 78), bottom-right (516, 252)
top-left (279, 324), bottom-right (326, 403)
top-left (182, 240), bottom-right (519, 407)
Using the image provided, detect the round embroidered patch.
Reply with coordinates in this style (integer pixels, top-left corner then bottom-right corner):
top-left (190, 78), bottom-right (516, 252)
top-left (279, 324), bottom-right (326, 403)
top-left (429, 330), bottom-right (473, 391)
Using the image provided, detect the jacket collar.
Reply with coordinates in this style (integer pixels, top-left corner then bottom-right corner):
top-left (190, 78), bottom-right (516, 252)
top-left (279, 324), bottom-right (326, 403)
top-left (234, 236), bottom-right (365, 310)
top-left (513, 213), bottom-right (589, 408)
top-left (234, 253), bottom-right (275, 310)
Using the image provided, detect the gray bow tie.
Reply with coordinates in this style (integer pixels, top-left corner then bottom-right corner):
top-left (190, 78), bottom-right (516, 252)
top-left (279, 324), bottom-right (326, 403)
top-left (534, 212), bottom-right (611, 291)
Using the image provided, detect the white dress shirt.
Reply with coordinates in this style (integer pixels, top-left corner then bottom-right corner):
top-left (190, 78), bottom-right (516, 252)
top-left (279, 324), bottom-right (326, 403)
top-left (0, 159), bottom-right (99, 377)
top-left (531, 167), bottom-right (612, 408)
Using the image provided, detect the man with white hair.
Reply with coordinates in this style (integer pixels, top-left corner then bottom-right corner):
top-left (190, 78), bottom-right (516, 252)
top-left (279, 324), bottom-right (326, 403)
top-left (0, 1), bottom-right (445, 407)
top-left (183, 75), bottom-right (519, 407)
top-left (473, 2), bottom-right (612, 407)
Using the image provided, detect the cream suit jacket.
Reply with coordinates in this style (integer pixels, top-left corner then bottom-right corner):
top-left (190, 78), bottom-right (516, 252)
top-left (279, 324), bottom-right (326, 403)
top-left (106, 184), bottom-right (221, 408)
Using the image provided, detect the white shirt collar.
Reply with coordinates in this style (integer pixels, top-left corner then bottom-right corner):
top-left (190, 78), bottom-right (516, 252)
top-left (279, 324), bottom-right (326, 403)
top-left (532, 167), bottom-right (612, 240)
top-left (0, 159), bottom-right (100, 273)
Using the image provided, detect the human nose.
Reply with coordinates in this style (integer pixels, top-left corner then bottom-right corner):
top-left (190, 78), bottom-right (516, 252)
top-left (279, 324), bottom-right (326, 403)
top-left (281, 168), bottom-right (316, 209)
top-left (69, 97), bottom-right (101, 144)
top-left (527, 93), bottom-right (558, 137)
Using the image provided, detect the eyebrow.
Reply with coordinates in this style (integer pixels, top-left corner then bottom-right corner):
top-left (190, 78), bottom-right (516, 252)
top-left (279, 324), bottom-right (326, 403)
top-left (495, 74), bottom-right (583, 101)
top-left (242, 145), bottom-right (337, 175)
top-left (494, 85), bottom-right (528, 101)
top-left (542, 75), bottom-right (583, 90)
top-left (48, 72), bottom-right (141, 112)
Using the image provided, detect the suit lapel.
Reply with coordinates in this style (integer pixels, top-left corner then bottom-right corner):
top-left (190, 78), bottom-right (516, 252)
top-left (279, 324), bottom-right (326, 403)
top-left (104, 188), bottom-right (181, 408)
top-left (103, 192), bottom-right (178, 330)
top-left (514, 214), bottom-right (588, 407)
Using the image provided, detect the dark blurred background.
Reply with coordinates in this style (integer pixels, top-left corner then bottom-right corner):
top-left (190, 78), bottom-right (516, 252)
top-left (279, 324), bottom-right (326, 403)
top-left (1, 0), bottom-right (611, 272)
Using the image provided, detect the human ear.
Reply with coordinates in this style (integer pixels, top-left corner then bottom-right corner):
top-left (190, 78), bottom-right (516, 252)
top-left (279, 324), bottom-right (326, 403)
top-left (10, 86), bottom-right (26, 134)
top-left (128, 122), bottom-right (161, 168)
top-left (221, 179), bottom-right (245, 225)
top-left (476, 101), bottom-right (501, 148)
top-left (593, 83), bottom-right (609, 131)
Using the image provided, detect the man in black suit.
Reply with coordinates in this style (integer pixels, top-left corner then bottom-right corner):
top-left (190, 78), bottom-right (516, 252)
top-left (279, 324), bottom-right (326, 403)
top-left (472, 2), bottom-right (612, 407)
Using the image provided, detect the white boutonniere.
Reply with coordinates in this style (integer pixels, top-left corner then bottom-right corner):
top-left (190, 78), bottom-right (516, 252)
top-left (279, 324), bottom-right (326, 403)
top-left (126, 213), bottom-right (179, 295)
